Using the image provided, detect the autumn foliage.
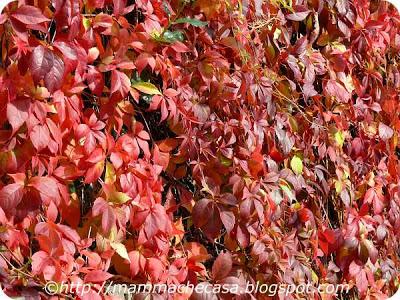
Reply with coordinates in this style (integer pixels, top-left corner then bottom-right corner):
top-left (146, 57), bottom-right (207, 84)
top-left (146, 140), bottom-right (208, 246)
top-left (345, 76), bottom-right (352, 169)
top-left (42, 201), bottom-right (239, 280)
top-left (0, 0), bottom-right (400, 299)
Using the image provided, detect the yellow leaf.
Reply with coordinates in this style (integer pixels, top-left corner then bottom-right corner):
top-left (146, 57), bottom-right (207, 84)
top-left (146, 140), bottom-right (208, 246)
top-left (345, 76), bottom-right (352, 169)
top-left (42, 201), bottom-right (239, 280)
top-left (109, 191), bottom-right (131, 204)
top-left (105, 162), bottom-right (116, 184)
top-left (290, 155), bottom-right (303, 175)
top-left (334, 131), bottom-right (345, 147)
top-left (104, 184), bottom-right (131, 204)
top-left (331, 42), bottom-right (346, 52)
top-left (334, 180), bottom-right (343, 193)
top-left (132, 82), bottom-right (161, 95)
top-left (110, 242), bottom-right (130, 262)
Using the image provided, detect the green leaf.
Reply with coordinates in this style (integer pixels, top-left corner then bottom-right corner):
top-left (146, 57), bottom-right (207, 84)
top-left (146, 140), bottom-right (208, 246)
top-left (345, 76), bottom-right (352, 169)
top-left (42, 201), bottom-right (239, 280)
top-left (174, 18), bottom-right (208, 27)
top-left (162, 30), bottom-right (185, 43)
top-left (132, 82), bottom-right (162, 95)
top-left (290, 155), bottom-right (303, 175)
top-left (334, 130), bottom-right (345, 147)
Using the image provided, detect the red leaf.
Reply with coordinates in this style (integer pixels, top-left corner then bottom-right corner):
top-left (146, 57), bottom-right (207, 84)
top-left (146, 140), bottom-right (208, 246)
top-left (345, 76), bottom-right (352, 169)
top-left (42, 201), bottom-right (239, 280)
top-left (29, 176), bottom-right (60, 204)
top-left (219, 209), bottom-right (235, 233)
top-left (111, 69), bottom-right (131, 96)
top-left (84, 270), bottom-right (113, 283)
top-left (212, 252), bottom-right (232, 281)
top-left (153, 145), bottom-right (169, 170)
top-left (30, 46), bottom-right (65, 93)
top-left (192, 198), bottom-right (213, 228)
top-left (349, 261), bottom-right (368, 294)
top-left (325, 79), bottom-right (350, 103)
top-left (298, 207), bottom-right (315, 225)
top-left (364, 188), bottom-right (385, 214)
top-left (286, 7), bottom-right (311, 21)
top-left (84, 160), bottom-right (105, 184)
top-left (30, 124), bottom-right (51, 151)
top-left (236, 223), bottom-right (250, 248)
top-left (11, 5), bottom-right (49, 25)
top-left (86, 66), bottom-right (105, 96)
top-left (146, 258), bottom-right (164, 282)
top-left (0, 183), bottom-right (24, 213)
top-left (7, 98), bottom-right (30, 134)
top-left (144, 204), bottom-right (172, 239)
top-left (128, 250), bottom-right (146, 277)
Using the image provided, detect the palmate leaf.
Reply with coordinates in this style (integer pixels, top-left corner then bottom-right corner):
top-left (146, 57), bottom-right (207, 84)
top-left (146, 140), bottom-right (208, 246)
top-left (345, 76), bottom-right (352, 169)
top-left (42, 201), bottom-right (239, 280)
top-left (0, 0), bottom-right (399, 296)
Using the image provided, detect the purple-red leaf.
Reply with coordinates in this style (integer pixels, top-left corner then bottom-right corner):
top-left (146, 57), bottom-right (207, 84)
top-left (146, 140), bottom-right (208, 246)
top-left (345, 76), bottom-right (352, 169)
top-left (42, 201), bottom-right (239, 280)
top-left (30, 46), bottom-right (65, 93)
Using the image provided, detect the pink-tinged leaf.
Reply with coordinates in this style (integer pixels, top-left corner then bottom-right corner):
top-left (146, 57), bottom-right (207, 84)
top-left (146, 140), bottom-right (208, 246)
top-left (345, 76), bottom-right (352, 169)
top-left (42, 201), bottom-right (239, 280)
top-left (29, 176), bottom-right (60, 204)
top-left (93, 198), bottom-right (115, 233)
top-left (377, 224), bottom-right (387, 241)
top-left (53, 41), bottom-right (78, 61)
top-left (325, 79), bottom-right (350, 103)
top-left (191, 282), bottom-right (218, 300)
top-left (111, 69), bottom-right (131, 96)
top-left (219, 277), bottom-right (246, 295)
top-left (7, 98), bottom-right (30, 134)
top-left (349, 261), bottom-right (368, 294)
top-left (303, 82), bottom-right (317, 100)
top-left (11, 5), bottom-right (49, 25)
top-left (378, 123), bottom-right (393, 141)
top-left (212, 252), bottom-right (232, 281)
top-left (286, 8), bottom-right (311, 21)
top-left (0, 183), bottom-right (24, 213)
top-left (30, 46), bottom-right (65, 93)
top-left (219, 193), bottom-right (238, 205)
top-left (219, 209), bottom-right (235, 233)
top-left (87, 66), bottom-right (104, 96)
top-left (128, 250), bottom-right (146, 277)
top-left (236, 223), bottom-right (250, 248)
top-left (84, 160), bottom-right (105, 184)
top-left (30, 124), bottom-right (51, 151)
top-left (144, 204), bottom-right (172, 239)
top-left (84, 270), bottom-right (113, 283)
top-left (113, 0), bottom-right (127, 16)
top-left (80, 290), bottom-right (102, 300)
top-left (31, 251), bottom-right (49, 275)
top-left (153, 145), bottom-right (169, 170)
top-left (338, 19), bottom-right (351, 38)
top-left (170, 41), bottom-right (190, 53)
top-left (364, 188), bottom-right (385, 214)
top-left (146, 258), bottom-right (164, 282)
top-left (57, 224), bottom-right (81, 244)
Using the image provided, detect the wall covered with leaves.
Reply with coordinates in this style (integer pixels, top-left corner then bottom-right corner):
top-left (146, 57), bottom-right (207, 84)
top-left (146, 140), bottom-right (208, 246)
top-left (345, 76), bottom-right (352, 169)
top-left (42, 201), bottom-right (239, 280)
top-left (0, 0), bottom-right (400, 299)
